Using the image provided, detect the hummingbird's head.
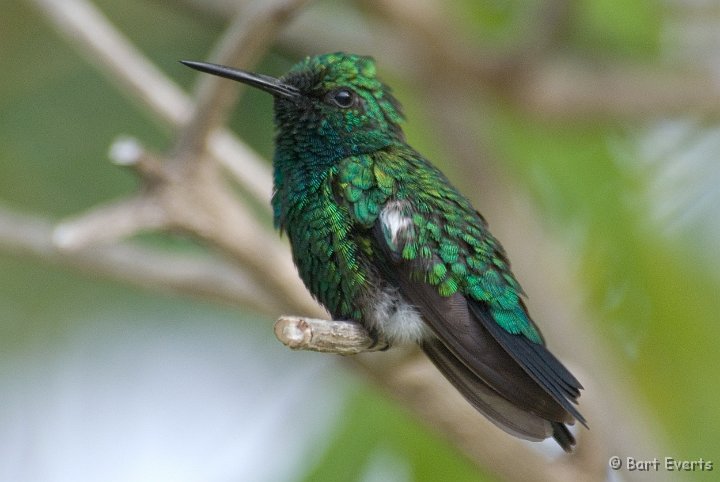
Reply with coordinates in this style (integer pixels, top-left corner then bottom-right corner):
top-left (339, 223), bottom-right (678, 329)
top-left (181, 53), bottom-right (405, 160)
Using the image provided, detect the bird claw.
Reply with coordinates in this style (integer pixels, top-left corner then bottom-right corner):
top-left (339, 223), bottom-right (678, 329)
top-left (367, 327), bottom-right (390, 351)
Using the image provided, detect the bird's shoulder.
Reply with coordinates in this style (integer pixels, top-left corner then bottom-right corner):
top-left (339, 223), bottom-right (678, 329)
top-left (334, 145), bottom-right (473, 223)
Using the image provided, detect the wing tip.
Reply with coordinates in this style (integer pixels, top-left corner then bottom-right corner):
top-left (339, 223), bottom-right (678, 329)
top-left (468, 300), bottom-right (588, 430)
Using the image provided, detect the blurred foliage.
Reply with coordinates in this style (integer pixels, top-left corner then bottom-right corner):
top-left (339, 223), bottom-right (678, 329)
top-left (1, 0), bottom-right (720, 479)
top-left (572, 0), bottom-right (661, 56)
top-left (447, 0), bottom-right (661, 56)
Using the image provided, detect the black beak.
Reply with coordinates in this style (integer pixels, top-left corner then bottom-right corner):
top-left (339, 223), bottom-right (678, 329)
top-left (180, 60), bottom-right (300, 100)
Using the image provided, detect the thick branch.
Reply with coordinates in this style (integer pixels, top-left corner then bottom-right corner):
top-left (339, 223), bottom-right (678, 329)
top-left (518, 60), bottom-right (720, 118)
top-left (48, 139), bottom-right (320, 315)
top-left (0, 206), bottom-right (276, 314)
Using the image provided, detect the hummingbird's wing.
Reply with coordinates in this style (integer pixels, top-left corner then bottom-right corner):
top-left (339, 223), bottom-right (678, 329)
top-left (372, 199), bottom-right (585, 450)
top-left (336, 150), bottom-right (584, 449)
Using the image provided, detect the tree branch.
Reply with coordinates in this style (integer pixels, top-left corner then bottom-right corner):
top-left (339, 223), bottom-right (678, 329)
top-left (47, 137), bottom-right (320, 315)
top-left (274, 316), bottom-right (389, 354)
top-left (0, 206), bottom-right (276, 314)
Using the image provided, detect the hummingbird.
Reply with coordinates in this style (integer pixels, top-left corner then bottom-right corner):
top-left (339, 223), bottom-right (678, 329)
top-left (181, 53), bottom-right (585, 451)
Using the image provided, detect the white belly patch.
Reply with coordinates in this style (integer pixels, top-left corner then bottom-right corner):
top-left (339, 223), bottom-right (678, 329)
top-left (366, 288), bottom-right (428, 344)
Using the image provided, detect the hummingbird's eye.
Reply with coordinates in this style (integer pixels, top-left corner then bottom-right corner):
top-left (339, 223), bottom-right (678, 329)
top-left (328, 88), bottom-right (356, 108)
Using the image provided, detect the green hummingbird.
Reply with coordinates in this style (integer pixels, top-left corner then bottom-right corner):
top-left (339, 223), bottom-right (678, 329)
top-left (181, 53), bottom-right (585, 451)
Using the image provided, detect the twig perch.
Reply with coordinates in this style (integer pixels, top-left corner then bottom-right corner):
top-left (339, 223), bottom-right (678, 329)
top-left (274, 316), bottom-right (388, 354)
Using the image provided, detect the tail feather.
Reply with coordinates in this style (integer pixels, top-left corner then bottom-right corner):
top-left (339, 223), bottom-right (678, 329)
top-left (468, 300), bottom-right (586, 426)
top-left (551, 422), bottom-right (576, 453)
top-left (422, 338), bottom-right (554, 442)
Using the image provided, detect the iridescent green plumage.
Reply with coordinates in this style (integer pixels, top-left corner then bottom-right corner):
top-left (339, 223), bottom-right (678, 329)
top-left (272, 54), bottom-right (542, 342)
top-left (182, 53), bottom-right (585, 451)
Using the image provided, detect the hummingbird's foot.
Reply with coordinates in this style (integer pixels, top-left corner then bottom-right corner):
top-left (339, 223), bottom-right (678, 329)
top-left (367, 327), bottom-right (391, 351)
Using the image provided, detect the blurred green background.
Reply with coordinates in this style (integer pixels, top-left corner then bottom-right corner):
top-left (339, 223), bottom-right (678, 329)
top-left (1, 1), bottom-right (719, 481)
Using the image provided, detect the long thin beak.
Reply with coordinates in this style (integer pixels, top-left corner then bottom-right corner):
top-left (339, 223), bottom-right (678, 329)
top-left (180, 60), bottom-right (300, 99)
